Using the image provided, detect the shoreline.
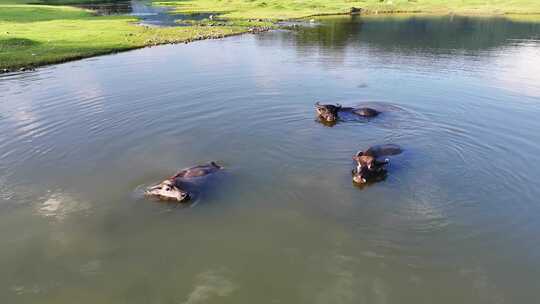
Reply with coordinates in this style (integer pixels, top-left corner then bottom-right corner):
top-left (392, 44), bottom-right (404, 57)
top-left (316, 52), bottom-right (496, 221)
top-left (0, 26), bottom-right (266, 74)
top-left (1, 8), bottom-right (540, 74)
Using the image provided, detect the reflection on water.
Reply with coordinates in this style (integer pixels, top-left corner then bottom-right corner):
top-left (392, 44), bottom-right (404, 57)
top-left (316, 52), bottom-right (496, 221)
top-left (1, 15), bottom-right (540, 303)
top-left (279, 15), bottom-right (540, 52)
top-left (38, 191), bottom-right (91, 220)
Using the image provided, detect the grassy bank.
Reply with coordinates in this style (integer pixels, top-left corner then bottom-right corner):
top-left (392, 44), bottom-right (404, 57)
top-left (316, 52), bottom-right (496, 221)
top-left (0, 2), bottom-right (261, 71)
top-left (1, 0), bottom-right (540, 71)
top-left (160, 0), bottom-right (540, 19)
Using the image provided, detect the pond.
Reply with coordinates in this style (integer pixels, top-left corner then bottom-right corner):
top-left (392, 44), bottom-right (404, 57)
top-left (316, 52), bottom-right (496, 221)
top-left (1, 15), bottom-right (540, 303)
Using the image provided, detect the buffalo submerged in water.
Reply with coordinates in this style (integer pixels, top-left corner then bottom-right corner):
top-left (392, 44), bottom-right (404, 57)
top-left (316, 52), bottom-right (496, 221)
top-left (145, 161), bottom-right (223, 202)
top-left (315, 102), bottom-right (380, 124)
top-left (352, 144), bottom-right (403, 185)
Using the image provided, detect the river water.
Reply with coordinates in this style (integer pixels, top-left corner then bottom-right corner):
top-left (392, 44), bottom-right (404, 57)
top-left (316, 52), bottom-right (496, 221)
top-left (73, 0), bottom-right (213, 26)
top-left (1, 15), bottom-right (540, 303)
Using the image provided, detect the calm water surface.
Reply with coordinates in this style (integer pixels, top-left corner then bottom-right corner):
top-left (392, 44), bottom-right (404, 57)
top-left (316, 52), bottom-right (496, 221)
top-left (1, 15), bottom-right (540, 303)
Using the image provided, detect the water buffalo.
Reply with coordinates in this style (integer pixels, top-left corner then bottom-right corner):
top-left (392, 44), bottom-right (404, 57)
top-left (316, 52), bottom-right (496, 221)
top-left (352, 144), bottom-right (402, 184)
top-left (145, 161), bottom-right (223, 202)
top-left (353, 166), bottom-right (388, 185)
top-left (315, 102), bottom-right (380, 124)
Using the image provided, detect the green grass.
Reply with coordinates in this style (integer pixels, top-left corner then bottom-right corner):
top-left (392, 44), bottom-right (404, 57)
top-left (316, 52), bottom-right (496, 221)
top-left (1, 0), bottom-right (540, 71)
top-left (158, 0), bottom-right (540, 20)
top-left (0, 3), bottom-right (254, 70)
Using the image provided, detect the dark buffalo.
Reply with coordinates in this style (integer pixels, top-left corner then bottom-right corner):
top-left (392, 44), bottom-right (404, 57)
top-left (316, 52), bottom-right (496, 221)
top-left (315, 102), bottom-right (380, 124)
top-left (352, 144), bottom-right (402, 184)
top-left (145, 161), bottom-right (223, 202)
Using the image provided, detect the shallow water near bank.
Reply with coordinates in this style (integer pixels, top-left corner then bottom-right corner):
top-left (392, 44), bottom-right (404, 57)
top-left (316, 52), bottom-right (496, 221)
top-left (73, 0), bottom-right (213, 26)
top-left (1, 15), bottom-right (540, 303)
